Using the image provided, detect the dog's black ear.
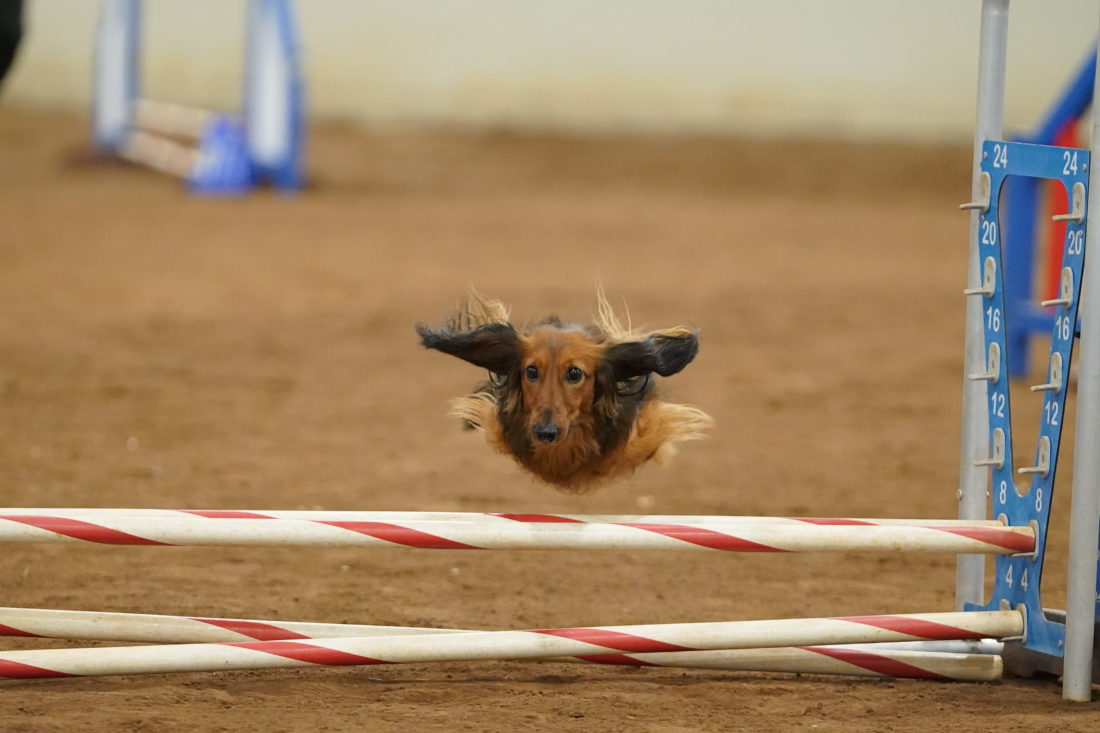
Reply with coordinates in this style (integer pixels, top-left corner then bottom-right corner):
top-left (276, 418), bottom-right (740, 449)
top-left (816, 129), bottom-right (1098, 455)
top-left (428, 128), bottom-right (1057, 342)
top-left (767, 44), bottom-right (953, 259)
top-left (603, 329), bottom-right (699, 381)
top-left (416, 322), bottom-right (520, 375)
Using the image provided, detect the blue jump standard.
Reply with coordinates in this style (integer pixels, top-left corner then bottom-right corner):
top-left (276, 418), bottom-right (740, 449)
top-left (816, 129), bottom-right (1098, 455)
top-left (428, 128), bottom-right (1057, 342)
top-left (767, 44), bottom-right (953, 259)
top-left (964, 140), bottom-right (1092, 659)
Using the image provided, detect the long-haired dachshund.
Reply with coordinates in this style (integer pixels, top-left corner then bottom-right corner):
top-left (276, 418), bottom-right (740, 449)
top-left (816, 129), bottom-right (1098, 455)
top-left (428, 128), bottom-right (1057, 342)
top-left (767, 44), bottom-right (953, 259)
top-left (416, 289), bottom-right (712, 492)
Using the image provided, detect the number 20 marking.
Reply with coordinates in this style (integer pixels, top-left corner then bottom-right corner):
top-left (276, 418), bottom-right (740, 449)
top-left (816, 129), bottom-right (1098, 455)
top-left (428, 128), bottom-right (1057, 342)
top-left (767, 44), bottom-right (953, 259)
top-left (981, 220), bottom-right (998, 245)
top-left (1068, 230), bottom-right (1084, 256)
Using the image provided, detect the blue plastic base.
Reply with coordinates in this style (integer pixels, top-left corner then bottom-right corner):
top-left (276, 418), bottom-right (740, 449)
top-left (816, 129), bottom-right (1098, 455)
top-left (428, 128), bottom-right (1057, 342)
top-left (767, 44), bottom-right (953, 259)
top-left (186, 116), bottom-right (255, 197)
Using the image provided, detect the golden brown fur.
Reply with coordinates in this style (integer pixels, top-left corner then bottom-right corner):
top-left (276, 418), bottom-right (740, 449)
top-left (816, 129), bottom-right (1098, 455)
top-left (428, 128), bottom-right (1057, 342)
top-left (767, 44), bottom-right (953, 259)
top-left (417, 289), bottom-right (712, 492)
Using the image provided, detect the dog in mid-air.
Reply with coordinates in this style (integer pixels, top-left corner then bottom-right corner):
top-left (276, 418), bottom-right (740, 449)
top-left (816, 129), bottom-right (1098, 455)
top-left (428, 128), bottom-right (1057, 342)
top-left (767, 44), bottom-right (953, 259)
top-left (415, 289), bottom-right (712, 492)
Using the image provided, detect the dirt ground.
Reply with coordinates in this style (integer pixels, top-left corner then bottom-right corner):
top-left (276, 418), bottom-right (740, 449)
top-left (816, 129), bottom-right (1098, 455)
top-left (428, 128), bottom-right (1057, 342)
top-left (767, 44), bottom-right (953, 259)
top-left (0, 108), bottom-right (1097, 732)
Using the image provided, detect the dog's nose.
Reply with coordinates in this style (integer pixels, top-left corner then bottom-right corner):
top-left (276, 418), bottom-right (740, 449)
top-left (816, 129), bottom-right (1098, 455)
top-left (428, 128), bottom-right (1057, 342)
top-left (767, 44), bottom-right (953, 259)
top-left (533, 423), bottom-right (561, 443)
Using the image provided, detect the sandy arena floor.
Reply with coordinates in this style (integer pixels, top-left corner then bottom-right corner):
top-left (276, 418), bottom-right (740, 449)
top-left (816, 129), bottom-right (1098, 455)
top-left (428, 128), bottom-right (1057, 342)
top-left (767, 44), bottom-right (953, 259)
top-left (0, 109), bottom-right (1097, 731)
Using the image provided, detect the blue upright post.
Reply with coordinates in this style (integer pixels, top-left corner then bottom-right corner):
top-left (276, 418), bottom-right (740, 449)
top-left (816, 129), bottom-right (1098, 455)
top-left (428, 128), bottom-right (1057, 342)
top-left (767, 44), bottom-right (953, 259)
top-left (1003, 51), bottom-right (1096, 376)
top-left (91, 0), bottom-right (141, 154)
top-left (243, 0), bottom-right (305, 191)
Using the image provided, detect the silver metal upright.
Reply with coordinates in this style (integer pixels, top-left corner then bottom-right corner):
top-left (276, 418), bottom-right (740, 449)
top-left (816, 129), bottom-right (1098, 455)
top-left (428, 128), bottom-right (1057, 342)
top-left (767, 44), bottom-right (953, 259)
top-left (1062, 18), bottom-right (1100, 704)
top-left (957, 0), bottom-right (1009, 611)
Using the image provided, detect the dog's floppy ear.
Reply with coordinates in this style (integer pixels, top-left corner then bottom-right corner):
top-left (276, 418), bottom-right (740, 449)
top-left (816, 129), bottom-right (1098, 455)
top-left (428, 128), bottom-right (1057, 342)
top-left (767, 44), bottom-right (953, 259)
top-left (416, 322), bottom-right (520, 375)
top-left (602, 328), bottom-right (699, 381)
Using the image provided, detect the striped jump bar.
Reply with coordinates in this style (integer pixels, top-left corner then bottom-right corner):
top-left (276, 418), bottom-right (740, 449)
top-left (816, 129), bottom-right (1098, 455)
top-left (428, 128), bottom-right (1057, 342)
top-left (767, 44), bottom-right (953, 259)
top-left (0, 514), bottom-right (1034, 554)
top-left (0, 610), bottom-right (1022, 680)
top-left (0, 606), bottom-right (1005, 681)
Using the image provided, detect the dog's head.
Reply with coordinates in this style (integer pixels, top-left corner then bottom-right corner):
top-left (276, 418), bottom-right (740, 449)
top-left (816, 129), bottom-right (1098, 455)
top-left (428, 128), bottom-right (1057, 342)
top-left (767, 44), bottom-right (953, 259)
top-left (416, 296), bottom-right (699, 450)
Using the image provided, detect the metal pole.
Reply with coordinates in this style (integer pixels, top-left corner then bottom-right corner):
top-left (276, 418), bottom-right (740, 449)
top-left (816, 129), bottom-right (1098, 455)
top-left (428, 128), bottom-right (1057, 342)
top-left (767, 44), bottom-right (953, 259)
top-left (1062, 17), bottom-right (1100, 704)
top-left (957, 0), bottom-right (1010, 610)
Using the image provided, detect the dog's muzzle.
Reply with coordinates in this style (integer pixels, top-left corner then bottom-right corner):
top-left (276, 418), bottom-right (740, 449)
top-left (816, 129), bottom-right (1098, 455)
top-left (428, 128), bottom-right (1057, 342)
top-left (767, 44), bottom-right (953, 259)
top-left (533, 423), bottom-right (561, 444)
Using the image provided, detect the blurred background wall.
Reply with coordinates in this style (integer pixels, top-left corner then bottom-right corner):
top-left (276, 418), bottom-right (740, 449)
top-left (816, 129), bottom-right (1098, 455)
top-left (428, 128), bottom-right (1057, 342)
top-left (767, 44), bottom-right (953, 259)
top-left (3, 0), bottom-right (1097, 142)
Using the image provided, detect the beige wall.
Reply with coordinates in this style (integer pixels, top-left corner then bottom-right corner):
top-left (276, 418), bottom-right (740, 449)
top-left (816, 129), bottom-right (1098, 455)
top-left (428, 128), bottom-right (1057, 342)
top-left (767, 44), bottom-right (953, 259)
top-left (4, 1), bottom-right (1098, 141)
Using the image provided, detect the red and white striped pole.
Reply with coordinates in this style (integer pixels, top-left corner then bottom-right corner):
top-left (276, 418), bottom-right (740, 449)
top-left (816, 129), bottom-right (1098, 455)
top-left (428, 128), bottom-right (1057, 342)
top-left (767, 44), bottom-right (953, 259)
top-left (0, 606), bottom-right (1005, 680)
top-left (0, 514), bottom-right (1034, 554)
top-left (0, 508), bottom-right (1012, 526)
top-left (0, 610), bottom-right (1022, 680)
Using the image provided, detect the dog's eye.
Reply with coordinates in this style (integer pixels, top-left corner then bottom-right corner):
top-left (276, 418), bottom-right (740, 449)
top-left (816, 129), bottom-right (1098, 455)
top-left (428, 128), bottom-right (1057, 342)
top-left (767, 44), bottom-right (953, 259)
top-left (525, 365), bottom-right (539, 382)
top-left (564, 366), bottom-right (584, 384)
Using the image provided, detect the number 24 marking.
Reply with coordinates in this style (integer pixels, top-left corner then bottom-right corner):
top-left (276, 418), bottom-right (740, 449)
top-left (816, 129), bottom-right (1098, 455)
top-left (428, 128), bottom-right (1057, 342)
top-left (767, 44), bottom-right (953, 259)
top-left (1063, 150), bottom-right (1079, 175)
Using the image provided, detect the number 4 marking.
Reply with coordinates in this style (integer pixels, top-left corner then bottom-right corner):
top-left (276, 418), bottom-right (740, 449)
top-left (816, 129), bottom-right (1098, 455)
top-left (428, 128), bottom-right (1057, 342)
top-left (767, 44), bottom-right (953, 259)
top-left (1003, 565), bottom-right (1030, 591)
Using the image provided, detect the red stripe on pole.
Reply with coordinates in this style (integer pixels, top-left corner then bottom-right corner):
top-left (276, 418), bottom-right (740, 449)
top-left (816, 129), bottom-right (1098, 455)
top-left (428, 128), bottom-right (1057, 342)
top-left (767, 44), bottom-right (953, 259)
top-left (221, 640), bottom-right (390, 666)
top-left (193, 618), bottom-right (311, 641)
top-left (619, 523), bottom-right (788, 552)
top-left (839, 615), bottom-right (986, 640)
top-left (574, 653), bottom-right (658, 666)
top-left (0, 623), bottom-right (40, 638)
top-left (1044, 123), bottom-right (1078, 300)
top-left (790, 518), bottom-right (877, 526)
top-left (0, 660), bottom-right (74, 679)
top-left (182, 510), bottom-right (274, 519)
top-left (493, 514), bottom-right (584, 523)
top-left (531, 628), bottom-right (695, 653)
top-left (319, 521), bottom-right (482, 550)
top-left (0, 516), bottom-right (169, 546)
top-left (801, 646), bottom-right (950, 680)
top-left (931, 527), bottom-right (1034, 553)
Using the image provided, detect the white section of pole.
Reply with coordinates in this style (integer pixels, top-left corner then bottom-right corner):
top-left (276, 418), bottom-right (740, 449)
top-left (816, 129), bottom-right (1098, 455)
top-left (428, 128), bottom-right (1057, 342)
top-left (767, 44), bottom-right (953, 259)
top-left (957, 0), bottom-right (1010, 611)
top-left (1062, 16), bottom-right (1100, 704)
top-left (135, 99), bottom-right (216, 139)
top-left (118, 130), bottom-right (197, 180)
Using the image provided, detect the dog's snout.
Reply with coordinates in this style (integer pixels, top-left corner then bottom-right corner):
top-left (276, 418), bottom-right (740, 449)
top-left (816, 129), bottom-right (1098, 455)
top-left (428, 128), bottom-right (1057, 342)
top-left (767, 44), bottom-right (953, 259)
top-left (533, 423), bottom-right (561, 444)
